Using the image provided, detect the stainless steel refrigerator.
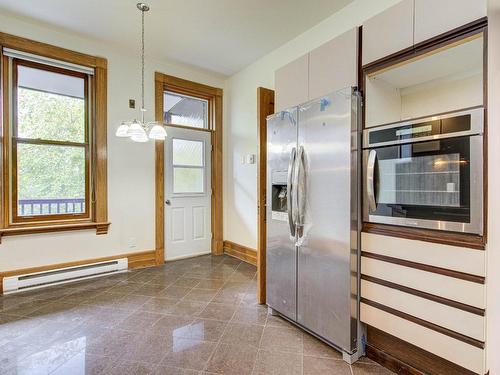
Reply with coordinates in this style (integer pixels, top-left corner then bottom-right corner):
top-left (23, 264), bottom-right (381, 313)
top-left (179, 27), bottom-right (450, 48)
top-left (266, 87), bottom-right (362, 362)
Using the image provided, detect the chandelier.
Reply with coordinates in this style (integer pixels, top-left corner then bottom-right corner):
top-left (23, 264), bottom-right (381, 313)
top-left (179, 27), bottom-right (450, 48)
top-left (115, 3), bottom-right (167, 142)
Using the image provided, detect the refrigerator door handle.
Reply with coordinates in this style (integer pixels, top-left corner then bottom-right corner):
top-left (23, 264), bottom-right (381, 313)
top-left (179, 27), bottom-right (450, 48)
top-left (367, 149), bottom-right (378, 212)
top-left (295, 145), bottom-right (306, 238)
top-left (287, 147), bottom-right (297, 237)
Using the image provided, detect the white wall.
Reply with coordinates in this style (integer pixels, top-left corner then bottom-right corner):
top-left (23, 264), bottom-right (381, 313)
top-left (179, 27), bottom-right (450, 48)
top-left (0, 13), bottom-right (225, 272)
top-left (487, 0), bottom-right (500, 373)
top-left (223, 0), bottom-right (401, 248)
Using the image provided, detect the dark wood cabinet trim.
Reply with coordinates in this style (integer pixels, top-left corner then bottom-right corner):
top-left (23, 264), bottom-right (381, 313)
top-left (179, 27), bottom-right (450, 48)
top-left (362, 222), bottom-right (485, 250)
top-left (367, 326), bottom-right (478, 375)
top-left (361, 251), bottom-right (485, 284)
top-left (361, 275), bottom-right (485, 316)
top-left (360, 20), bottom-right (488, 250)
top-left (362, 17), bottom-right (487, 74)
top-left (366, 344), bottom-right (426, 375)
top-left (362, 298), bottom-right (484, 349)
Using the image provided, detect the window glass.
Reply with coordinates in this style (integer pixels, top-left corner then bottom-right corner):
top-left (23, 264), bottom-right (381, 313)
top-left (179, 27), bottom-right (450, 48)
top-left (17, 65), bottom-right (86, 143)
top-left (173, 168), bottom-right (204, 193)
top-left (17, 144), bottom-right (86, 216)
top-left (164, 92), bottom-right (208, 129)
top-left (173, 139), bottom-right (203, 166)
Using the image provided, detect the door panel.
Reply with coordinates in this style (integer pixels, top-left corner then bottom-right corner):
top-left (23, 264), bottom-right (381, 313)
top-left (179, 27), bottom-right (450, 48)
top-left (171, 208), bottom-right (186, 242)
top-left (362, 0), bottom-right (414, 65)
top-left (192, 206), bottom-right (205, 239)
top-left (266, 107), bottom-right (298, 319)
top-left (309, 28), bottom-right (358, 99)
top-left (414, 0), bottom-right (486, 44)
top-left (296, 89), bottom-right (355, 351)
top-left (275, 55), bottom-right (309, 112)
top-left (165, 127), bottom-right (212, 260)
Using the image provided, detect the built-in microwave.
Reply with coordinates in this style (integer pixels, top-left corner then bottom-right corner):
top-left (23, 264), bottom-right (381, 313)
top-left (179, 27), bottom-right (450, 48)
top-left (362, 107), bottom-right (484, 235)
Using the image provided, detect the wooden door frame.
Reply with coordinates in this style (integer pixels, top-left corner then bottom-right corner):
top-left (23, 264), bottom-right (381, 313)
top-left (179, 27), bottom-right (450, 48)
top-left (155, 72), bottom-right (223, 264)
top-left (257, 87), bottom-right (275, 304)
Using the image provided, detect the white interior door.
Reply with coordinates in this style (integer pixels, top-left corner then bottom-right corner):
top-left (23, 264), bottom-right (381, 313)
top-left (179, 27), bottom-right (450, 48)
top-left (165, 126), bottom-right (212, 260)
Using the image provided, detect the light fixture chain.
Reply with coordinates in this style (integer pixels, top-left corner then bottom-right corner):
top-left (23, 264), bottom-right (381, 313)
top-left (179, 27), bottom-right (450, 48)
top-left (141, 7), bottom-right (145, 113)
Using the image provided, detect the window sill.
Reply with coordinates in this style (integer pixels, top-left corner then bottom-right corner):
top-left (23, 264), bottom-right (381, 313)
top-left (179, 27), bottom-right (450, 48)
top-left (0, 222), bottom-right (110, 243)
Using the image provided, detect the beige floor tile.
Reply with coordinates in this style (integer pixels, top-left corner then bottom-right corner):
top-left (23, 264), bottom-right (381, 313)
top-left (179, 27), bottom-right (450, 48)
top-left (220, 322), bottom-right (264, 347)
top-left (253, 349), bottom-right (302, 375)
top-left (303, 356), bottom-right (352, 375)
top-left (260, 326), bottom-right (304, 353)
top-left (161, 338), bottom-right (217, 370)
top-left (205, 343), bottom-right (258, 375)
top-left (197, 302), bottom-right (238, 321)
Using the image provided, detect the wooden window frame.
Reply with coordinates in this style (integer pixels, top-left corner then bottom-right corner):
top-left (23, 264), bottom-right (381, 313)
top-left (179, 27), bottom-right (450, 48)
top-left (0, 32), bottom-right (109, 241)
top-left (154, 72), bottom-right (223, 264)
top-left (11, 59), bottom-right (91, 224)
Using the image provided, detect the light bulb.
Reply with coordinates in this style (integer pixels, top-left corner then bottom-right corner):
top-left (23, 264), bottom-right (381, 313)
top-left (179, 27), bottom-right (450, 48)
top-left (127, 121), bottom-right (145, 137)
top-left (115, 122), bottom-right (130, 137)
top-left (148, 124), bottom-right (167, 140)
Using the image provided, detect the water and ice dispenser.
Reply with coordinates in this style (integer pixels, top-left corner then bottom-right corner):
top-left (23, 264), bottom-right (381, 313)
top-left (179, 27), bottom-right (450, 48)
top-left (271, 170), bottom-right (288, 222)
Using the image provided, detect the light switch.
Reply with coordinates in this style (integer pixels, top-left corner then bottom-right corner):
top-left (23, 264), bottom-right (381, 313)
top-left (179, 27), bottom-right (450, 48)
top-left (246, 154), bottom-right (256, 164)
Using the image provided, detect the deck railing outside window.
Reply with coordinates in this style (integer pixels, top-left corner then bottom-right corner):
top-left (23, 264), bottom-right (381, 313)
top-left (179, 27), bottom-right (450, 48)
top-left (18, 198), bottom-right (85, 216)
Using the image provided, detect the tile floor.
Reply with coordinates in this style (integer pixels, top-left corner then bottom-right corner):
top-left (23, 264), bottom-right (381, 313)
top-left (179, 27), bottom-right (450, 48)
top-left (0, 254), bottom-right (393, 374)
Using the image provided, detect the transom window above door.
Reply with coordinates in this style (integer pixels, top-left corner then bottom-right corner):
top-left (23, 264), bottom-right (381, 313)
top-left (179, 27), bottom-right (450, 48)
top-left (164, 91), bottom-right (209, 129)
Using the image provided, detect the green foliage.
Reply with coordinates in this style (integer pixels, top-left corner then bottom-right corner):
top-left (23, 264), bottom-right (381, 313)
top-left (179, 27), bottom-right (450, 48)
top-left (17, 88), bottom-right (86, 200)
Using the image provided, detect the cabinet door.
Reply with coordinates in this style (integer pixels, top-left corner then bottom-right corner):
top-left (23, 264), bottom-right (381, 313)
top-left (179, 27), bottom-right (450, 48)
top-left (414, 0), bottom-right (487, 44)
top-left (309, 28), bottom-right (358, 99)
top-left (275, 54), bottom-right (309, 112)
top-left (362, 0), bottom-right (414, 66)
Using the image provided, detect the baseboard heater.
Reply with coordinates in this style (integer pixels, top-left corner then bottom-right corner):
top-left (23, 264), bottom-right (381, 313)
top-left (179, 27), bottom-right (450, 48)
top-left (2, 258), bottom-right (128, 294)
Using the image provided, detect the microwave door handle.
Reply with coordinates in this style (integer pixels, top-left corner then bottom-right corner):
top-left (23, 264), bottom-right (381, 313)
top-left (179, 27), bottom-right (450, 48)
top-left (287, 147), bottom-right (297, 237)
top-left (367, 149), bottom-right (378, 212)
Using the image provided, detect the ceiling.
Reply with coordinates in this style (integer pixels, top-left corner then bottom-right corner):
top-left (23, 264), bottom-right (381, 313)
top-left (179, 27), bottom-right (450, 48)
top-left (0, 0), bottom-right (353, 76)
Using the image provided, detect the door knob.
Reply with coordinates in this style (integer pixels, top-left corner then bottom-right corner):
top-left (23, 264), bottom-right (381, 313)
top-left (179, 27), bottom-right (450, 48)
top-left (165, 199), bottom-right (171, 205)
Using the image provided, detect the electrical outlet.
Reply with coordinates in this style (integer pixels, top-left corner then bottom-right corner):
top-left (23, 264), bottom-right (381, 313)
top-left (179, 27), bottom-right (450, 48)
top-left (129, 99), bottom-right (136, 109)
top-left (128, 237), bottom-right (137, 249)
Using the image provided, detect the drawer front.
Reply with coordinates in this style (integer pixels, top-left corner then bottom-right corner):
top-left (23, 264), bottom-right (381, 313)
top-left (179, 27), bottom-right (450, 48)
top-left (361, 256), bottom-right (485, 309)
top-left (361, 279), bottom-right (485, 341)
top-left (361, 302), bottom-right (485, 374)
top-left (361, 233), bottom-right (486, 276)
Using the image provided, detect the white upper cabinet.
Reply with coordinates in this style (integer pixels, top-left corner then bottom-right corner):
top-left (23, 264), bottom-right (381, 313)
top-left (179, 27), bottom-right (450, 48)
top-left (275, 54), bottom-right (309, 112)
top-left (362, 0), bottom-right (414, 66)
top-left (414, 0), bottom-right (487, 44)
top-left (309, 28), bottom-right (358, 99)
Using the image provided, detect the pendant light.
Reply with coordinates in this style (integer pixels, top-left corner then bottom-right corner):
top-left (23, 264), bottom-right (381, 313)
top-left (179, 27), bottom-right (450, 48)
top-left (115, 3), bottom-right (167, 142)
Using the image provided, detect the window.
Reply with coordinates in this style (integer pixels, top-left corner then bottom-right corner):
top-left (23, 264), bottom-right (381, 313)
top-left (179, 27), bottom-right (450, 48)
top-left (164, 91), bottom-right (208, 129)
top-left (13, 61), bottom-right (89, 222)
top-left (172, 139), bottom-right (205, 193)
top-left (1, 32), bottom-right (108, 236)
